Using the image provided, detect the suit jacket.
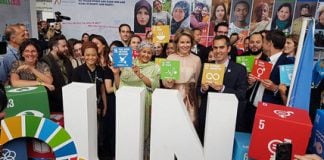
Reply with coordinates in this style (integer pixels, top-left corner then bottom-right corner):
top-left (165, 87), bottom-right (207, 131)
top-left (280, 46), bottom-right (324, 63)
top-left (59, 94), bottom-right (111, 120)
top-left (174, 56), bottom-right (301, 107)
top-left (192, 44), bottom-right (207, 63)
top-left (262, 53), bottom-right (294, 105)
top-left (199, 60), bottom-right (248, 133)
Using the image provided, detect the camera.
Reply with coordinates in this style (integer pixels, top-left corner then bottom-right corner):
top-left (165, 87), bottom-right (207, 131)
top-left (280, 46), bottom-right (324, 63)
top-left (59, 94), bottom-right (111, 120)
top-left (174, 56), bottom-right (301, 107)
top-left (47, 11), bottom-right (71, 23)
top-left (0, 42), bottom-right (7, 55)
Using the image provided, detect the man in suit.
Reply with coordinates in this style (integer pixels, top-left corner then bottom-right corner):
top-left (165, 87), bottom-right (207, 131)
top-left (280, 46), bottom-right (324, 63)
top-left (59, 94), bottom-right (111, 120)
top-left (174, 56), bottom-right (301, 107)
top-left (248, 30), bottom-right (293, 107)
top-left (191, 28), bottom-right (207, 63)
top-left (198, 35), bottom-right (248, 142)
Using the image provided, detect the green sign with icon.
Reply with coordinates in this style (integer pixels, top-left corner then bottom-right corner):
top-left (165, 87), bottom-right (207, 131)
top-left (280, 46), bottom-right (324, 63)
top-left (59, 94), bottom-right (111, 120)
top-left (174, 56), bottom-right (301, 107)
top-left (160, 60), bottom-right (180, 80)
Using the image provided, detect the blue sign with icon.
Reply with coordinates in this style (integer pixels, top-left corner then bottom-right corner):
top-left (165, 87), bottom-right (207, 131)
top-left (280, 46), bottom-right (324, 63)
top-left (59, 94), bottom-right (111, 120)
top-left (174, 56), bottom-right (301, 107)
top-left (113, 47), bottom-right (133, 68)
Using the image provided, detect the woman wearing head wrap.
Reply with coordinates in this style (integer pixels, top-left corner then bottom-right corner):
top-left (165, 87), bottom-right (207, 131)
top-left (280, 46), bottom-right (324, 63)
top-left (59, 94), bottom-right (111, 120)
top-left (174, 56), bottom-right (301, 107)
top-left (134, 0), bottom-right (152, 33)
top-left (112, 41), bottom-right (160, 158)
top-left (171, 1), bottom-right (190, 34)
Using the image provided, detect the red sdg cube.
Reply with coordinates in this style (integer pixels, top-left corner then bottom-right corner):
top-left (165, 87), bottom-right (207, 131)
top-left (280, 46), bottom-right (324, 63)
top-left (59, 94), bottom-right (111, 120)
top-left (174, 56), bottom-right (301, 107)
top-left (248, 102), bottom-right (312, 160)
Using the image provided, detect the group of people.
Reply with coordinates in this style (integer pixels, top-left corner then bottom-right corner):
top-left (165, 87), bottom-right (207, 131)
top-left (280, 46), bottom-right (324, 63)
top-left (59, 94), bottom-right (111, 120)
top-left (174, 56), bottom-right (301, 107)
top-left (0, 8), bottom-right (322, 160)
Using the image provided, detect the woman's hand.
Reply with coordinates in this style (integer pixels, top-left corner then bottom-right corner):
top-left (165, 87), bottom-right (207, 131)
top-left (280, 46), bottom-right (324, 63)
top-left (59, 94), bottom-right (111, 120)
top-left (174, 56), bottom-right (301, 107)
top-left (17, 64), bottom-right (31, 72)
top-left (110, 64), bottom-right (120, 75)
top-left (163, 79), bottom-right (175, 88)
top-left (43, 83), bottom-right (55, 91)
top-left (132, 65), bottom-right (141, 78)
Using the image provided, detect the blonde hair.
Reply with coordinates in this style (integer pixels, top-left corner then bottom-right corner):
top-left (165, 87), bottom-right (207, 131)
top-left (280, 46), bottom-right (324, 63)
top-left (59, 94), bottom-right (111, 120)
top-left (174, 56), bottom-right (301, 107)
top-left (173, 28), bottom-right (194, 51)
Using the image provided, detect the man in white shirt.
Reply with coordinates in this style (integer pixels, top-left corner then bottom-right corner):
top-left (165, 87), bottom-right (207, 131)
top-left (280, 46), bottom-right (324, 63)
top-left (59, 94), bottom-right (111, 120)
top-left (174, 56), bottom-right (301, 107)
top-left (248, 30), bottom-right (293, 107)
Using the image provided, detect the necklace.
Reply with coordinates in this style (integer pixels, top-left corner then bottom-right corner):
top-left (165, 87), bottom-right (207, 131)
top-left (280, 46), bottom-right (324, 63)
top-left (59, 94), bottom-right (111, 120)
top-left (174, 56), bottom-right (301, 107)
top-left (87, 69), bottom-right (97, 83)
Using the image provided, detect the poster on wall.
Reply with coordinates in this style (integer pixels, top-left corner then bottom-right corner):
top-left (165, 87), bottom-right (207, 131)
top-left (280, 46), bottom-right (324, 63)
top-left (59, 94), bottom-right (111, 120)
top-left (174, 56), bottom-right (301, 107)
top-left (270, 0), bottom-right (296, 35)
top-left (291, 0), bottom-right (317, 36)
top-left (207, 0), bottom-right (230, 47)
top-left (152, 0), bottom-right (171, 25)
top-left (249, 0), bottom-right (274, 34)
top-left (134, 0), bottom-right (153, 34)
top-left (228, 0), bottom-right (253, 50)
top-left (189, 0), bottom-right (211, 47)
top-left (170, 0), bottom-right (191, 34)
top-left (52, 0), bottom-right (137, 44)
top-left (0, 1), bottom-right (32, 38)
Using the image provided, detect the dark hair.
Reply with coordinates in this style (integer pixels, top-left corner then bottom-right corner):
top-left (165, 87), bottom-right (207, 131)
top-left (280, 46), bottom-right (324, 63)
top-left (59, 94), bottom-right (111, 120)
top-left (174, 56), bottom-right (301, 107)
top-left (81, 41), bottom-right (98, 56)
top-left (109, 40), bottom-right (124, 48)
top-left (271, 3), bottom-right (293, 31)
top-left (19, 39), bottom-right (41, 61)
top-left (162, 40), bottom-right (175, 57)
top-left (300, 4), bottom-right (310, 11)
top-left (211, 3), bottom-right (227, 22)
top-left (213, 35), bottom-right (230, 47)
top-left (67, 38), bottom-right (82, 57)
top-left (48, 34), bottom-right (67, 50)
top-left (118, 24), bottom-right (131, 33)
top-left (265, 30), bottom-right (286, 49)
top-left (191, 28), bottom-right (202, 32)
top-left (250, 32), bottom-right (263, 42)
top-left (234, 1), bottom-right (250, 11)
top-left (230, 32), bottom-right (239, 37)
top-left (81, 33), bottom-right (89, 42)
top-left (214, 22), bottom-right (228, 33)
top-left (285, 34), bottom-right (299, 53)
top-left (89, 34), bottom-right (110, 63)
top-left (128, 34), bottom-right (143, 46)
top-left (134, 0), bottom-right (152, 33)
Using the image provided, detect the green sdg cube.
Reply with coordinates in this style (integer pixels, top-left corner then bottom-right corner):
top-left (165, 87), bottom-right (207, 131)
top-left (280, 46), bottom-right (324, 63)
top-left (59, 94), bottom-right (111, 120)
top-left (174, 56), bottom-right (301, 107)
top-left (5, 86), bottom-right (50, 118)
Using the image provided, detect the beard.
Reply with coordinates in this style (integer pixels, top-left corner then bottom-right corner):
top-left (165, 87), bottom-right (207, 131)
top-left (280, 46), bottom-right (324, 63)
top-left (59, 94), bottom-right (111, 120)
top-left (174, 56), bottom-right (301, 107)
top-left (249, 48), bottom-right (262, 55)
top-left (57, 50), bottom-right (67, 59)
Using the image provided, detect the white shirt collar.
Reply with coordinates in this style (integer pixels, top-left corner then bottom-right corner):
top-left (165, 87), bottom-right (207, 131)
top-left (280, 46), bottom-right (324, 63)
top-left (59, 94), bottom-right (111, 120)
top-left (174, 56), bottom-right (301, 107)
top-left (215, 58), bottom-right (229, 68)
top-left (270, 52), bottom-right (282, 65)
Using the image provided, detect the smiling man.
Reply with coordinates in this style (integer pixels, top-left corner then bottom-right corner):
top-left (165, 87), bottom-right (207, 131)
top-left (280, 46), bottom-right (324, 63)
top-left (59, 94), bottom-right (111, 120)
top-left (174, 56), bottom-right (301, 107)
top-left (198, 35), bottom-right (248, 141)
top-left (118, 24), bottom-right (132, 46)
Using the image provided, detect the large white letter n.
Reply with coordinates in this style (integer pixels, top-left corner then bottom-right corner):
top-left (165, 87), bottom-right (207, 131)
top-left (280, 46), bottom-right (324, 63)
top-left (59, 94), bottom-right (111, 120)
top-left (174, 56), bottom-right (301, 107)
top-left (150, 89), bottom-right (238, 160)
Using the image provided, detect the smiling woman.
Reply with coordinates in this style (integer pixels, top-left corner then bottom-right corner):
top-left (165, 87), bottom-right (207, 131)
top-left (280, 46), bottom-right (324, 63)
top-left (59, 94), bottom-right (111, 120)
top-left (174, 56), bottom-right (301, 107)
top-left (162, 28), bottom-right (202, 127)
top-left (10, 40), bottom-right (54, 91)
top-left (112, 40), bottom-right (160, 159)
top-left (134, 0), bottom-right (152, 33)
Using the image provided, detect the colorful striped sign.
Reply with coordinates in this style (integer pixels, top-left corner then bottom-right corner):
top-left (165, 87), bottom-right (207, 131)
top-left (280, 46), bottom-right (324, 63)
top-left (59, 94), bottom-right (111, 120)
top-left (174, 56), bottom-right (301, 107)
top-left (0, 116), bottom-right (78, 160)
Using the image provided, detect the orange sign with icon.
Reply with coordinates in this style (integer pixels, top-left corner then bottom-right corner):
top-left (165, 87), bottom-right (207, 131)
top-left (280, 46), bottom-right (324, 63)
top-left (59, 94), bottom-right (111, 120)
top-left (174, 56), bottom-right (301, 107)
top-left (251, 59), bottom-right (272, 80)
top-left (201, 63), bottom-right (225, 85)
top-left (152, 25), bottom-right (170, 43)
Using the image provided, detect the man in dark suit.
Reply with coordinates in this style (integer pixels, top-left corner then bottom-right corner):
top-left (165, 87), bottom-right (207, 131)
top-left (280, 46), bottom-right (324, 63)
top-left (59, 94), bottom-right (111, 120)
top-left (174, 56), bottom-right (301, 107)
top-left (248, 30), bottom-right (294, 107)
top-left (191, 28), bottom-right (207, 63)
top-left (198, 35), bottom-right (248, 142)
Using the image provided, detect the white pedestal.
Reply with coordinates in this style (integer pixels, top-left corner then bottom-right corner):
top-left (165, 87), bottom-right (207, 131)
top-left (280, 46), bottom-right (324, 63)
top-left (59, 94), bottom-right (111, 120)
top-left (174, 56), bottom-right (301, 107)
top-left (62, 82), bottom-right (98, 160)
